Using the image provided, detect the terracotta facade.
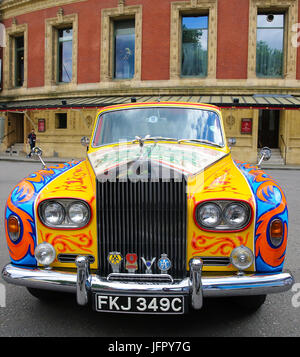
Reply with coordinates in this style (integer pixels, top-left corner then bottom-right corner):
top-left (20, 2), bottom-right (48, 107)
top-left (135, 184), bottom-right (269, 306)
top-left (0, 0), bottom-right (299, 163)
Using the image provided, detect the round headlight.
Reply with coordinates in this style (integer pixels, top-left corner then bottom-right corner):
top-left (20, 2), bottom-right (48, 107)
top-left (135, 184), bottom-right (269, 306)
top-left (230, 246), bottom-right (254, 271)
top-left (68, 202), bottom-right (89, 225)
top-left (43, 202), bottom-right (65, 226)
top-left (196, 203), bottom-right (222, 228)
top-left (224, 203), bottom-right (249, 228)
top-left (34, 242), bottom-right (56, 266)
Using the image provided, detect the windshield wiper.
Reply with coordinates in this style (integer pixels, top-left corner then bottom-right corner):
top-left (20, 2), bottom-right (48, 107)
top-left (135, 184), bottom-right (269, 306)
top-left (178, 139), bottom-right (222, 147)
top-left (132, 135), bottom-right (179, 145)
top-left (131, 136), bottom-right (222, 147)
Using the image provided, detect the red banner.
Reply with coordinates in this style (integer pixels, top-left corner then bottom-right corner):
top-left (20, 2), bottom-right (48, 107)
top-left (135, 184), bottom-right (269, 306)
top-left (38, 119), bottom-right (45, 132)
top-left (241, 118), bottom-right (252, 134)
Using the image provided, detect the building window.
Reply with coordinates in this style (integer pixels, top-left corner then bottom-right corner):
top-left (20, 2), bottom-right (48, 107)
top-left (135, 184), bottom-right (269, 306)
top-left (101, 5), bottom-right (142, 82)
top-left (256, 13), bottom-right (284, 77)
top-left (15, 35), bottom-right (24, 87)
top-left (57, 27), bottom-right (73, 83)
top-left (55, 113), bottom-right (67, 129)
top-left (114, 20), bottom-right (135, 79)
top-left (45, 13), bottom-right (78, 87)
top-left (170, 1), bottom-right (217, 80)
top-left (4, 23), bottom-right (28, 90)
top-left (181, 16), bottom-right (208, 77)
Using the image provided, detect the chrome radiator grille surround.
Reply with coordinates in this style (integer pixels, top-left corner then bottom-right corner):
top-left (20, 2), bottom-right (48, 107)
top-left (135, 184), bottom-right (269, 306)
top-left (96, 178), bottom-right (187, 279)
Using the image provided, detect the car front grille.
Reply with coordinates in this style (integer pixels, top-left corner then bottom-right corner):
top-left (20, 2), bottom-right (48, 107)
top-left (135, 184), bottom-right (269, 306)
top-left (96, 178), bottom-right (187, 279)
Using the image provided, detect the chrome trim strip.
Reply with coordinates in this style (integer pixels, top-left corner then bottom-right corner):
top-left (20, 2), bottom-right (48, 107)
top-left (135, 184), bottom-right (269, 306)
top-left (200, 256), bottom-right (230, 266)
top-left (107, 273), bottom-right (174, 283)
top-left (232, 159), bottom-right (257, 271)
top-left (2, 263), bottom-right (294, 306)
top-left (58, 254), bottom-right (95, 264)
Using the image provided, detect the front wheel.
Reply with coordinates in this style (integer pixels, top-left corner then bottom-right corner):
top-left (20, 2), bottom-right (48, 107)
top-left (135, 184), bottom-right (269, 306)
top-left (233, 294), bottom-right (267, 311)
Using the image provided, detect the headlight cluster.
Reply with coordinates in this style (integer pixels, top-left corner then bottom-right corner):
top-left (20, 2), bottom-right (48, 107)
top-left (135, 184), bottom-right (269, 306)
top-left (195, 200), bottom-right (251, 231)
top-left (39, 199), bottom-right (90, 228)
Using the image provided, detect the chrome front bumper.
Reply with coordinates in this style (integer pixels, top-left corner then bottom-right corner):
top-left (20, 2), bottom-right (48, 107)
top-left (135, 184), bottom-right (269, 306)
top-left (2, 257), bottom-right (294, 311)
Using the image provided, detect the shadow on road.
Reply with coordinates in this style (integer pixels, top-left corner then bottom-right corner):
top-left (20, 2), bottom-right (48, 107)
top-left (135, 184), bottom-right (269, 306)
top-left (25, 290), bottom-right (260, 337)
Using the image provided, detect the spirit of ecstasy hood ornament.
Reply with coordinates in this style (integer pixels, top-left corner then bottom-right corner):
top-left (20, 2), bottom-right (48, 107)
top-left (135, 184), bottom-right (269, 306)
top-left (134, 135), bottom-right (154, 158)
top-left (134, 135), bottom-right (151, 149)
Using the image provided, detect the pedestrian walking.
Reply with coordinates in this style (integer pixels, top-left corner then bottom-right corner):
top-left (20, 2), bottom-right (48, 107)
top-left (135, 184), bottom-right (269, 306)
top-left (27, 128), bottom-right (36, 157)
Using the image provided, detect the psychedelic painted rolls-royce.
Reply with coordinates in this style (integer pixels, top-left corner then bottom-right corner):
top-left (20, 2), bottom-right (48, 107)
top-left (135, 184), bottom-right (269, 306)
top-left (2, 102), bottom-right (294, 314)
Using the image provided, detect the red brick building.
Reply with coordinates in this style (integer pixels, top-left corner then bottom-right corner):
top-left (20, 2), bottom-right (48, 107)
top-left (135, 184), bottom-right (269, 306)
top-left (0, 0), bottom-right (300, 164)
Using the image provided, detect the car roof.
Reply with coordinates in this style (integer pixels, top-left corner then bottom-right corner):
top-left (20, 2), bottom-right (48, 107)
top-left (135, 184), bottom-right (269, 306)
top-left (96, 101), bottom-right (221, 115)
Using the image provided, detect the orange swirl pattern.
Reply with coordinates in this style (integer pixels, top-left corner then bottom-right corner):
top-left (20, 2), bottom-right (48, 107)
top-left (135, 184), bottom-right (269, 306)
top-left (203, 168), bottom-right (240, 195)
top-left (46, 165), bottom-right (88, 194)
top-left (255, 208), bottom-right (287, 267)
top-left (191, 232), bottom-right (249, 256)
top-left (235, 160), bottom-right (288, 271)
top-left (26, 163), bottom-right (80, 189)
top-left (40, 230), bottom-right (93, 255)
top-left (5, 196), bottom-right (35, 261)
top-left (5, 161), bottom-right (81, 265)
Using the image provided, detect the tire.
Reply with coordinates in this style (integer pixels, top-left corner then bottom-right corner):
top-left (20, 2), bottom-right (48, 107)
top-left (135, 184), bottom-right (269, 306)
top-left (233, 294), bottom-right (267, 312)
top-left (26, 287), bottom-right (72, 301)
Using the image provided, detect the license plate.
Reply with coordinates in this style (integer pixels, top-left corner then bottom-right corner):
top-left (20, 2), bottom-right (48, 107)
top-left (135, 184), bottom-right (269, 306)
top-left (94, 294), bottom-right (185, 314)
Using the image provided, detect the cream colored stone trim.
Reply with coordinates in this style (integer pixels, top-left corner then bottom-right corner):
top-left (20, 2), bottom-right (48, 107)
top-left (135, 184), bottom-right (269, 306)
top-left (100, 4), bottom-right (142, 82)
top-left (248, 0), bottom-right (298, 80)
top-left (170, 0), bottom-right (218, 80)
top-left (4, 22), bottom-right (28, 90)
top-left (0, 0), bottom-right (87, 20)
top-left (45, 12), bottom-right (78, 87)
top-left (2, 76), bottom-right (300, 100)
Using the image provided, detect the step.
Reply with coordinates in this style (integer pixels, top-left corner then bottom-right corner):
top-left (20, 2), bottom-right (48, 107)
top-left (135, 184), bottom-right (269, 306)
top-left (262, 159), bottom-right (285, 166)
top-left (12, 144), bottom-right (25, 151)
top-left (258, 149), bottom-right (285, 166)
top-left (5, 143), bottom-right (26, 156)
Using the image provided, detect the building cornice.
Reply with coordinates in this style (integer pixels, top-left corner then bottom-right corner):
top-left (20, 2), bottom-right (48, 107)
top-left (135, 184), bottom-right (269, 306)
top-left (1, 81), bottom-right (300, 103)
top-left (0, 0), bottom-right (87, 20)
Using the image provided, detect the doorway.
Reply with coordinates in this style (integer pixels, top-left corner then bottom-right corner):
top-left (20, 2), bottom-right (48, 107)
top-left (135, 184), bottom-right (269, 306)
top-left (7, 112), bottom-right (24, 148)
top-left (258, 110), bottom-right (280, 148)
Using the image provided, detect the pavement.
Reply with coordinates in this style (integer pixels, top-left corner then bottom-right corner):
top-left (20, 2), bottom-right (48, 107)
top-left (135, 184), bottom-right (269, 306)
top-left (1, 151), bottom-right (300, 170)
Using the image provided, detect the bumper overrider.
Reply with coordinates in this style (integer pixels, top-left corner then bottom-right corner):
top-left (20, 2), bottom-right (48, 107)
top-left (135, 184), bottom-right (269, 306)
top-left (2, 257), bottom-right (294, 314)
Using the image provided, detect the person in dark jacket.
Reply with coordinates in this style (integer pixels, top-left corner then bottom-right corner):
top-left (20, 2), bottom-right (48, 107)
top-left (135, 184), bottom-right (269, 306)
top-left (27, 129), bottom-right (36, 157)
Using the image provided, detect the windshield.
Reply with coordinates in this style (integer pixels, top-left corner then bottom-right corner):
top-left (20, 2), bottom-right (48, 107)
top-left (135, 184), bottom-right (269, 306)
top-left (92, 107), bottom-right (224, 147)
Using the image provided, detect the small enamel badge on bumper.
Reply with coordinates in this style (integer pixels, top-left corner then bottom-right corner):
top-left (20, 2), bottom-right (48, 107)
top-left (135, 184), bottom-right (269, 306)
top-left (108, 252), bottom-right (123, 273)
